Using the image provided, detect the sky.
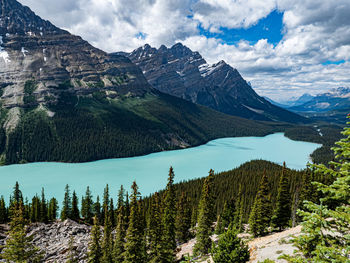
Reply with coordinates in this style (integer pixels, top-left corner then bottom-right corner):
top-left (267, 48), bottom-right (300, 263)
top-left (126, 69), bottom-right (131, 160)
top-left (18, 0), bottom-right (350, 101)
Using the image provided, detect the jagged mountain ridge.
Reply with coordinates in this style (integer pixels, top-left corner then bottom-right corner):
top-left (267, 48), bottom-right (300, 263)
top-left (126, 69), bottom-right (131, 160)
top-left (122, 43), bottom-right (307, 123)
top-left (0, 0), bottom-right (280, 164)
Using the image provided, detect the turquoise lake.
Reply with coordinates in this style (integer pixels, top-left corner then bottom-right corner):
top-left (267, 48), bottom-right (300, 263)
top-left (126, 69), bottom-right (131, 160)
top-left (0, 133), bottom-right (321, 204)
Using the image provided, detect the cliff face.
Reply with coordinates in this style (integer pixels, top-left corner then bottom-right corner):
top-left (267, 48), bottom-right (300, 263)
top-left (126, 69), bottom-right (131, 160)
top-left (0, 0), bottom-right (151, 110)
top-left (123, 43), bottom-right (307, 123)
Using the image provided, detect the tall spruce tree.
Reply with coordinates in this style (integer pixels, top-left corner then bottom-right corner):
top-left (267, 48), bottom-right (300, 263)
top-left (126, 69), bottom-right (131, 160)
top-left (123, 181), bottom-right (146, 263)
top-left (101, 204), bottom-right (113, 263)
top-left (67, 236), bottom-right (78, 263)
top-left (30, 195), bottom-right (40, 222)
top-left (40, 188), bottom-right (48, 223)
top-left (88, 216), bottom-right (102, 263)
top-left (148, 192), bottom-right (163, 262)
top-left (61, 184), bottom-right (72, 220)
top-left (220, 198), bottom-right (236, 231)
top-left (82, 186), bottom-right (94, 224)
top-left (93, 196), bottom-right (101, 222)
top-left (248, 171), bottom-right (272, 236)
top-left (234, 184), bottom-right (244, 232)
top-left (0, 196), bottom-right (7, 223)
top-left (71, 191), bottom-right (80, 221)
top-left (159, 167), bottom-right (176, 262)
top-left (48, 198), bottom-right (58, 222)
top-left (102, 184), bottom-right (110, 225)
top-left (194, 169), bottom-right (215, 256)
top-left (113, 206), bottom-right (126, 263)
top-left (1, 202), bottom-right (43, 262)
top-left (175, 192), bottom-right (191, 243)
top-left (271, 163), bottom-right (291, 230)
top-left (282, 116), bottom-right (350, 262)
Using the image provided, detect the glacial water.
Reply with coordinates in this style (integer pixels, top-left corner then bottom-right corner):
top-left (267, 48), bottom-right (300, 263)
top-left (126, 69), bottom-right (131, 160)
top-left (0, 133), bottom-right (321, 204)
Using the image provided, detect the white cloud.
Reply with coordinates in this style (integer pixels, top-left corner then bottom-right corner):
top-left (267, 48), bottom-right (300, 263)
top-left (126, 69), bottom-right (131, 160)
top-left (16, 0), bottom-right (350, 100)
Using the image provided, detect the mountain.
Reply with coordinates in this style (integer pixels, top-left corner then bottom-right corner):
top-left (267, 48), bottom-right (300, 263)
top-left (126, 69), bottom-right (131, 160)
top-left (263, 96), bottom-right (289, 108)
top-left (0, 0), bottom-right (279, 164)
top-left (121, 43), bottom-right (307, 123)
top-left (289, 87), bottom-right (350, 112)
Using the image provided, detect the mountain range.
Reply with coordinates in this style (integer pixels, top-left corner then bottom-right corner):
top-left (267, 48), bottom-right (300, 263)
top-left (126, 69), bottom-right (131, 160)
top-left (0, 0), bottom-right (292, 164)
top-left (121, 44), bottom-right (306, 123)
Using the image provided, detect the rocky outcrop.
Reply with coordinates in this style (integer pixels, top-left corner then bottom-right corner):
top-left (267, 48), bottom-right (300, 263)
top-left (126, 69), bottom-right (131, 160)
top-left (0, 0), bottom-right (151, 110)
top-left (122, 43), bottom-right (307, 123)
top-left (0, 220), bottom-right (91, 262)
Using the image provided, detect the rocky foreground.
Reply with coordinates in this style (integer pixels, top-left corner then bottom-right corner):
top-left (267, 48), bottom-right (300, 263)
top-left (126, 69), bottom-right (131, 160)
top-left (0, 220), bottom-right (301, 262)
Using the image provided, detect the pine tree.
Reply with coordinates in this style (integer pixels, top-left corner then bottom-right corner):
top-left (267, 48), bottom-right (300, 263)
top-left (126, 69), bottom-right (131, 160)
top-left (102, 184), bottom-right (110, 225)
top-left (194, 169), bottom-right (215, 256)
top-left (82, 186), bottom-right (94, 224)
top-left (48, 198), bottom-right (58, 222)
top-left (93, 196), bottom-right (102, 222)
top-left (71, 191), bottom-right (80, 221)
top-left (109, 198), bottom-right (115, 227)
top-left (101, 204), bottom-right (113, 263)
top-left (234, 184), bottom-right (244, 232)
top-left (88, 216), bottom-right (102, 263)
top-left (61, 184), bottom-right (72, 220)
top-left (117, 185), bottom-right (125, 211)
top-left (248, 171), bottom-right (272, 236)
top-left (0, 196), bottom-right (8, 223)
top-left (271, 163), bottom-right (291, 230)
top-left (148, 192), bottom-right (163, 262)
top-left (175, 192), bottom-right (191, 243)
top-left (40, 188), bottom-right (48, 223)
top-left (159, 167), bottom-right (176, 262)
top-left (211, 225), bottom-right (250, 263)
top-left (30, 195), bottom-right (40, 222)
top-left (123, 181), bottom-right (146, 263)
top-left (113, 206), bottom-right (126, 263)
top-left (67, 236), bottom-right (79, 263)
top-left (220, 198), bottom-right (236, 230)
top-left (282, 116), bottom-right (350, 262)
top-left (1, 202), bottom-right (43, 262)
top-left (215, 214), bottom-right (224, 235)
top-left (9, 182), bottom-right (23, 218)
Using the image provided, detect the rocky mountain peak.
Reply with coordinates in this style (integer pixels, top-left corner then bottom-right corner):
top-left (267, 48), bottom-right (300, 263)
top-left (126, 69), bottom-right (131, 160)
top-left (125, 43), bottom-right (306, 123)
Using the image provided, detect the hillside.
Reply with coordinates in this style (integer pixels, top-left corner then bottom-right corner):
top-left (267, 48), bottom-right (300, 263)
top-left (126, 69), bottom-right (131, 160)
top-left (0, 0), bottom-right (281, 164)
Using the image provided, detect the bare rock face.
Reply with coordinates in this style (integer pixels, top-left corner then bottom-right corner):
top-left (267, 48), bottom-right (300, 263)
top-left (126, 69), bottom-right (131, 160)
top-left (0, 0), bottom-right (151, 110)
top-left (0, 220), bottom-right (91, 262)
top-left (123, 43), bottom-right (307, 123)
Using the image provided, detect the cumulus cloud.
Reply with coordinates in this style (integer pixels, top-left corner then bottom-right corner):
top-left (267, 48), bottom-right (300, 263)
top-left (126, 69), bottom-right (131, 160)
top-left (17, 0), bottom-right (350, 100)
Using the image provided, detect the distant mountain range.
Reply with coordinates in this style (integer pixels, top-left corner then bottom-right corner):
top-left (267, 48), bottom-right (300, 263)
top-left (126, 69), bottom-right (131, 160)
top-left (0, 0), bottom-right (286, 164)
top-left (119, 44), bottom-right (306, 123)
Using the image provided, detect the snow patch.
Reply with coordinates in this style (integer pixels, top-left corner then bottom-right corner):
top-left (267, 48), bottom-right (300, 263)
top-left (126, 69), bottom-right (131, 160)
top-left (243, 105), bottom-right (264, 114)
top-left (0, 36), bottom-right (11, 64)
top-left (21, 47), bottom-right (28, 57)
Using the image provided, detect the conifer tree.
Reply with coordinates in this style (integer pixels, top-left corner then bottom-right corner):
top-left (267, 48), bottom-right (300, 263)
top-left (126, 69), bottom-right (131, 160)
top-left (124, 192), bottom-right (130, 225)
top-left (211, 225), bottom-right (250, 263)
top-left (194, 169), bottom-right (215, 256)
top-left (113, 206), bottom-right (126, 263)
top-left (30, 195), bottom-right (40, 222)
top-left (9, 182), bottom-right (23, 218)
top-left (88, 216), bottom-right (102, 263)
top-left (109, 198), bottom-right (115, 227)
top-left (61, 184), bottom-right (72, 220)
top-left (175, 192), bottom-right (191, 243)
top-left (215, 215), bottom-right (224, 235)
top-left (123, 181), bottom-right (146, 263)
top-left (40, 188), bottom-right (48, 223)
top-left (1, 202), bottom-right (43, 262)
top-left (67, 236), bottom-right (78, 263)
top-left (271, 163), bottom-right (291, 230)
top-left (234, 184), bottom-right (244, 232)
top-left (102, 184), bottom-right (110, 225)
top-left (117, 185), bottom-right (125, 211)
top-left (282, 116), bottom-right (350, 262)
top-left (48, 198), bottom-right (58, 222)
top-left (101, 204), bottom-right (113, 263)
top-left (93, 196), bottom-right (101, 222)
top-left (0, 196), bottom-right (7, 223)
top-left (159, 167), bottom-right (176, 262)
top-left (71, 191), bottom-right (80, 221)
top-left (220, 198), bottom-right (236, 230)
top-left (82, 186), bottom-right (94, 224)
top-left (148, 192), bottom-right (163, 262)
top-left (248, 171), bottom-right (272, 236)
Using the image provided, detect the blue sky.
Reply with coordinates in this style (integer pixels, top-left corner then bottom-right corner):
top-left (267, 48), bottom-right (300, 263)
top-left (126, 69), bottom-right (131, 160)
top-left (18, 0), bottom-right (350, 100)
top-left (198, 10), bottom-right (284, 46)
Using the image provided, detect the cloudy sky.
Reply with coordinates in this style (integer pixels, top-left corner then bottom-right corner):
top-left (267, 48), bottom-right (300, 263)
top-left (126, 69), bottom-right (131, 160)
top-left (18, 0), bottom-right (350, 101)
